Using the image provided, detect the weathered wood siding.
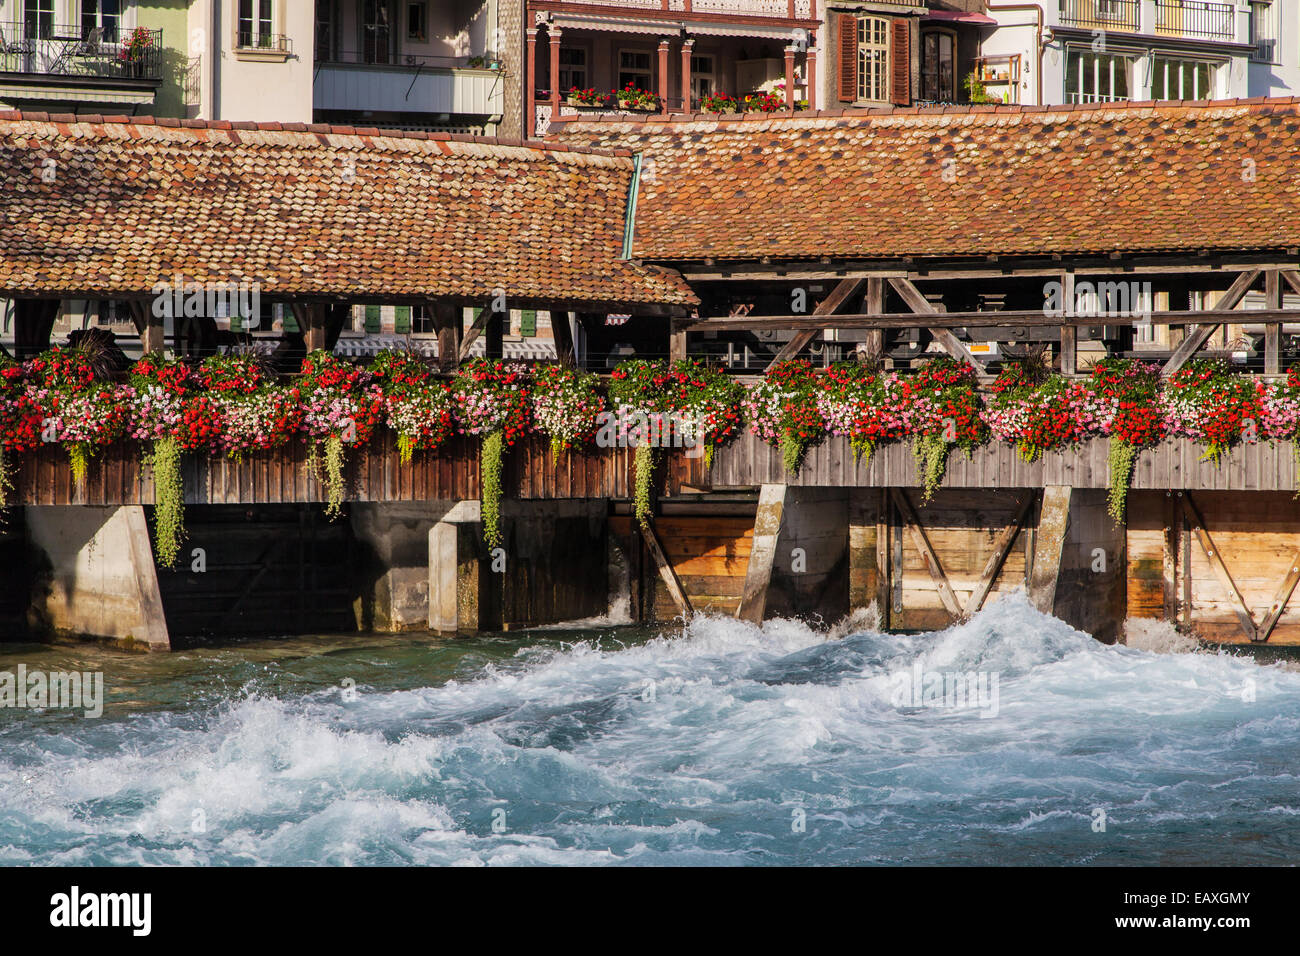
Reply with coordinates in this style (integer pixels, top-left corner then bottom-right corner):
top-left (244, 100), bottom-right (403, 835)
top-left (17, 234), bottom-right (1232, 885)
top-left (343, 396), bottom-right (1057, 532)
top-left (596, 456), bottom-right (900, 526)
top-left (1128, 490), bottom-right (1300, 645)
top-left (708, 432), bottom-right (1300, 492)
top-left (13, 434), bottom-right (710, 506)
top-left (611, 512), bottom-right (756, 619)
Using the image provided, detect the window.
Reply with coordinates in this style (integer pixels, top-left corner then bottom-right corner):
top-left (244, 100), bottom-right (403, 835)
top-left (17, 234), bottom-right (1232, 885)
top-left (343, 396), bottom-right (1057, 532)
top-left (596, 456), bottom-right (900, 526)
top-left (407, 2), bottom-right (426, 42)
top-left (23, 0), bottom-right (54, 39)
top-left (1065, 50), bottom-right (1131, 103)
top-left (363, 0), bottom-right (391, 64)
top-left (237, 0), bottom-right (274, 49)
top-left (315, 0), bottom-right (338, 62)
top-left (558, 47), bottom-right (587, 92)
top-left (81, 0), bottom-right (121, 42)
top-left (690, 53), bottom-right (715, 104)
top-left (1151, 57), bottom-right (1215, 101)
top-left (1250, 1), bottom-right (1278, 62)
top-left (920, 29), bottom-right (955, 103)
top-left (618, 49), bottom-right (652, 91)
top-left (856, 16), bottom-right (889, 102)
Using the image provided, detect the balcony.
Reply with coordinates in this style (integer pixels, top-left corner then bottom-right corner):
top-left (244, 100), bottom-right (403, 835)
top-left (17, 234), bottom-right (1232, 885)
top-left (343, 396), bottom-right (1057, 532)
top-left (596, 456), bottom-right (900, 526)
top-left (542, 0), bottom-right (815, 16)
top-left (313, 52), bottom-right (503, 124)
top-left (1154, 0), bottom-right (1233, 42)
top-left (0, 22), bottom-right (163, 83)
top-left (1060, 0), bottom-right (1139, 33)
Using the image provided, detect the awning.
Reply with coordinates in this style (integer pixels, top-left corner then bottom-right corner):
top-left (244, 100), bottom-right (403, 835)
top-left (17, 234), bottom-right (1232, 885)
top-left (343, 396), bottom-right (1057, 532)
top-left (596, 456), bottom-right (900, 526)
top-left (922, 10), bottom-right (998, 26)
top-left (551, 14), bottom-right (682, 36)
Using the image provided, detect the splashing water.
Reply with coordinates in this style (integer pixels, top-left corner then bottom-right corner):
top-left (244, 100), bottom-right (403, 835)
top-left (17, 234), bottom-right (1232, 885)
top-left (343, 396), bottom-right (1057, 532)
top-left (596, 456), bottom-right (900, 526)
top-left (2, 593), bottom-right (1297, 866)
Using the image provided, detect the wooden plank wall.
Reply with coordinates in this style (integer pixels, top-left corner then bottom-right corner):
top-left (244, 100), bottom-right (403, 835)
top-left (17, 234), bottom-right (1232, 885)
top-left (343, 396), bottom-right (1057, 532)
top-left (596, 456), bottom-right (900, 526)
top-left (1128, 490), bottom-right (1300, 645)
top-left (708, 431), bottom-right (1300, 492)
top-left (12, 434), bottom-right (709, 506)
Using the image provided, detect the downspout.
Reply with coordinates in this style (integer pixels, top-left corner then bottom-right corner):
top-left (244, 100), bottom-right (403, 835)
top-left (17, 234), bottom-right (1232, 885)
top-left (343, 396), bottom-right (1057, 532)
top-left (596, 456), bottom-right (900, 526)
top-left (984, 2), bottom-right (1044, 105)
top-left (210, 0), bottom-right (221, 119)
top-left (622, 153), bottom-right (642, 260)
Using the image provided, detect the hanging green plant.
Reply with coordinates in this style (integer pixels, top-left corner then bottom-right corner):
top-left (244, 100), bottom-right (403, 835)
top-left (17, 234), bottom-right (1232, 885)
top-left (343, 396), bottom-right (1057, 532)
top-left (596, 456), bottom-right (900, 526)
top-left (1106, 435), bottom-right (1137, 523)
top-left (912, 432), bottom-right (949, 503)
top-left (68, 443), bottom-right (90, 490)
top-left (481, 429), bottom-right (505, 548)
top-left (634, 442), bottom-right (655, 529)
top-left (0, 449), bottom-right (12, 509)
top-left (323, 432), bottom-right (346, 519)
top-left (148, 435), bottom-right (184, 567)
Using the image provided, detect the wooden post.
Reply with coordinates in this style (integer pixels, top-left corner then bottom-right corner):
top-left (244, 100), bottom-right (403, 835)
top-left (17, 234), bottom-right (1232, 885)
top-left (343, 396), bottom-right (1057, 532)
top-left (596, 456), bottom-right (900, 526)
top-left (1180, 492), bottom-right (1258, 642)
top-left (680, 38), bottom-right (693, 111)
top-left (964, 493), bottom-right (1033, 617)
top-left (805, 46), bottom-right (817, 111)
top-left (1162, 269), bottom-right (1260, 375)
top-left (783, 44), bottom-right (796, 108)
top-left (1059, 270), bottom-right (1076, 375)
top-left (293, 303), bottom-right (327, 352)
top-left (767, 276), bottom-right (867, 369)
top-left (128, 300), bottom-right (164, 356)
top-left (658, 39), bottom-right (670, 113)
top-left (526, 27), bottom-right (537, 137)
top-left (1265, 269), bottom-right (1282, 375)
top-left (1029, 485), bottom-right (1071, 615)
top-left (485, 307), bottom-right (504, 360)
top-left (670, 329), bottom-right (687, 362)
top-left (864, 277), bottom-right (884, 362)
top-left (876, 488), bottom-right (891, 627)
top-left (891, 487), bottom-right (962, 620)
top-left (548, 27), bottom-right (561, 112)
top-left (887, 277), bottom-right (987, 374)
top-left (737, 483), bottom-right (786, 623)
top-left (434, 302), bottom-right (461, 371)
top-left (640, 520), bottom-right (693, 619)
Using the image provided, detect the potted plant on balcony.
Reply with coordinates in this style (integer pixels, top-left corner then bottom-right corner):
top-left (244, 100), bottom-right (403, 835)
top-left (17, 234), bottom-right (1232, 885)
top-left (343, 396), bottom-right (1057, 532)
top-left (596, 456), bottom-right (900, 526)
top-left (566, 87), bottom-right (606, 108)
top-left (118, 26), bottom-right (153, 77)
top-left (699, 92), bottom-right (739, 114)
top-left (615, 83), bottom-right (658, 112)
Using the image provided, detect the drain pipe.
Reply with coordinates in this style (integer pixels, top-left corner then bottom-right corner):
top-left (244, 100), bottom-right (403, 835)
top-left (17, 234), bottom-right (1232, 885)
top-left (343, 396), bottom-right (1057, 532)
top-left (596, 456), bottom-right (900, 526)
top-left (984, 2), bottom-right (1045, 105)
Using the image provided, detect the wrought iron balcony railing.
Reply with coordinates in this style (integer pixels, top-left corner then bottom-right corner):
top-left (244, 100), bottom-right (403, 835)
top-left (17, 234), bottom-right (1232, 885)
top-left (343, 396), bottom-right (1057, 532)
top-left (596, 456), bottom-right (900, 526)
top-left (0, 22), bottom-right (162, 82)
top-left (1155, 0), bottom-right (1234, 42)
top-left (1060, 0), bottom-right (1140, 32)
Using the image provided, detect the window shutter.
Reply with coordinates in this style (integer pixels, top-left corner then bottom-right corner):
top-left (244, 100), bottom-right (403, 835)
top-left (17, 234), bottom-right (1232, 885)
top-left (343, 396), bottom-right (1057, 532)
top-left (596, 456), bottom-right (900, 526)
top-left (838, 14), bottom-right (858, 102)
top-left (891, 19), bottom-right (911, 106)
top-left (520, 309), bottom-right (537, 337)
top-left (364, 305), bottom-right (381, 333)
top-left (283, 308), bottom-right (299, 333)
top-left (395, 305), bottom-right (411, 334)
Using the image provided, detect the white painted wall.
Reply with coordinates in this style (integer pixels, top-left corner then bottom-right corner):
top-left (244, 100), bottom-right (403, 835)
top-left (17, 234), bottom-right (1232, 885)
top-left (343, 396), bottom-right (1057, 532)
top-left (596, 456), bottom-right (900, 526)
top-left (186, 0), bottom-right (313, 122)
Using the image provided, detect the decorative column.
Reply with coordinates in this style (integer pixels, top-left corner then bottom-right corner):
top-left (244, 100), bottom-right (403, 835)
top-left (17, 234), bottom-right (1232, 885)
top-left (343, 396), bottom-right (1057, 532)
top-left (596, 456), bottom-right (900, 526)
top-left (658, 39), bottom-right (670, 113)
top-left (806, 45), bottom-right (817, 110)
top-left (783, 44), bottom-right (796, 108)
top-left (526, 27), bottom-right (537, 137)
top-left (548, 26), bottom-right (562, 113)
top-left (680, 37), bottom-right (694, 112)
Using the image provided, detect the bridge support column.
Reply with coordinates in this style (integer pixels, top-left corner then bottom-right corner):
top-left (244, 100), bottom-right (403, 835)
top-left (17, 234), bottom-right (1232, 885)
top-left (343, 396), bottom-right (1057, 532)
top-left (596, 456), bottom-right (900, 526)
top-left (24, 505), bottom-right (170, 651)
top-left (350, 501), bottom-right (462, 631)
top-left (739, 486), bottom-right (850, 624)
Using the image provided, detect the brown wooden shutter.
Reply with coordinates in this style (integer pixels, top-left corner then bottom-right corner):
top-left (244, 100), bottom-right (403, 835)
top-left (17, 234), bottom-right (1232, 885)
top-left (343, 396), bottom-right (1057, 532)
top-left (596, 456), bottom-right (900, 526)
top-left (891, 19), bottom-right (910, 106)
top-left (838, 13), bottom-right (857, 102)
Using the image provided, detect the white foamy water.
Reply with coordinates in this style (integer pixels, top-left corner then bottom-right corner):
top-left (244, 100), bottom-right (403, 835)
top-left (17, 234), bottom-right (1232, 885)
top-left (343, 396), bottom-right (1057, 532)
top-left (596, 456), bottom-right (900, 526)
top-left (2, 594), bottom-right (1297, 865)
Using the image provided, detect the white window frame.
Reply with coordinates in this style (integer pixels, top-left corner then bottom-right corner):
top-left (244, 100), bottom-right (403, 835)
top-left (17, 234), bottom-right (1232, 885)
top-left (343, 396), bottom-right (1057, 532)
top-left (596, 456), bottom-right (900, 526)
top-left (1149, 55), bottom-right (1219, 101)
top-left (690, 52), bottom-right (715, 105)
top-left (558, 44), bottom-right (588, 93)
top-left (80, 0), bottom-right (125, 42)
top-left (1249, 1), bottom-right (1279, 63)
top-left (237, 0), bottom-right (275, 49)
top-left (920, 27), bottom-right (957, 103)
top-left (856, 14), bottom-right (890, 103)
top-left (406, 2), bottom-right (426, 43)
top-left (1065, 48), bottom-right (1132, 104)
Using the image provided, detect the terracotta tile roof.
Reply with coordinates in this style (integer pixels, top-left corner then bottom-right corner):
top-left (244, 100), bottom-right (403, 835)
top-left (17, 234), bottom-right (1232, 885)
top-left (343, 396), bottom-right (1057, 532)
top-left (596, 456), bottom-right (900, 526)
top-left (0, 112), bottom-right (695, 309)
top-left (550, 98), bottom-right (1300, 264)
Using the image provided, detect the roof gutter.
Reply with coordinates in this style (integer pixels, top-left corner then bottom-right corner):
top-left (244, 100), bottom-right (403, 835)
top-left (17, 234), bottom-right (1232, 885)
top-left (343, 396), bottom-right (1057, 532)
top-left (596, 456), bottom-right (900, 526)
top-left (984, 1), bottom-right (1044, 106)
top-left (622, 152), bottom-right (642, 260)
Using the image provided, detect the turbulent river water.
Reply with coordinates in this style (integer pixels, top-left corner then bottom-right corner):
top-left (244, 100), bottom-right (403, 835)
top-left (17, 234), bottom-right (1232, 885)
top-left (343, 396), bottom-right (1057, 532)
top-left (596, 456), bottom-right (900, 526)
top-left (2, 595), bottom-right (1298, 866)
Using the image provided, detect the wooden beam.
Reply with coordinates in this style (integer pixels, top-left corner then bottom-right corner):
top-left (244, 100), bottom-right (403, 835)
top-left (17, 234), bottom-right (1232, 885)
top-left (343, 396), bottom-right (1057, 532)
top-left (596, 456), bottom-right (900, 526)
top-left (864, 277), bottom-right (885, 362)
top-left (1162, 269), bottom-right (1261, 375)
top-left (876, 487), bottom-right (890, 628)
top-left (1162, 492), bottom-right (1178, 622)
top-left (639, 520), bottom-right (694, 620)
top-left (1257, 549), bottom-right (1300, 643)
top-left (458, 306), bottom-right (492, 362)
top-left (737, 483), bottom-right (786, 623)
top-left (674, 305), bottom-right (1300, 334)
top-left (292, 303), bottom-right (327, 353)
top-left (890, 487), bottom-right (962, 619)
top-left (553, 310), bottom-right (576, 366)
top-left (670, 329), bottom-right (687, 362)
top-left (765, 277), bottom-right (868, 370)
top-left (1265, 270), bottom-right (1282, 376)
top-left (127, 299), bottom-right (164, 356)
top-left (434, 302), bottom-right (461, 372)
top-left (888, 277), bottom-right (987, 374)
top-left (1179, 492), bottom-right (1257, 642)
top-left (1028, 485), bottom-right (1071, 615)
top-left (963, 493), bottom-right (1033, 618)
top-left (1058, 271), bottom-right (1076, 375)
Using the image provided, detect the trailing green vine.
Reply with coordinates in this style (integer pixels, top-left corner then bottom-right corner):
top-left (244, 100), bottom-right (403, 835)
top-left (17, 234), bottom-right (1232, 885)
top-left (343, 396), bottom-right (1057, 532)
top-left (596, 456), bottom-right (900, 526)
top-left (68, 443), bottom-right (90, 490)
top-left (1106, 434), bottom-right (1137, 523)
top-left (323, 433), bottom-right (346, 519)
top-left (634, 442), bottom-right (655, 529)
top-left (912, 432), bottom-right (949, 503)
top-left (0, 448), bottom-right (12, 509)
top-left (148, 435), bottom-right (184, 567)
top-left (481, 429), bottom-right (505, 548)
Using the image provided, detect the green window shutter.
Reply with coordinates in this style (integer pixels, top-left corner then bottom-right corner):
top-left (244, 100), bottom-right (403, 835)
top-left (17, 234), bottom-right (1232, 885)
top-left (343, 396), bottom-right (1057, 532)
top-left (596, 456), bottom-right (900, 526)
top-left (395, 305), bottom-right (412, 334)
top-left (472, 307), bottom-right (484, 325)
top-left (282, 307), bottom-right (299, 333)
top-left (230, 311), bottom-right (243, 333)
top-left (364, 305), bottom-right (381, 333)
top-left (520, 309), bottom-right (536, 337)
